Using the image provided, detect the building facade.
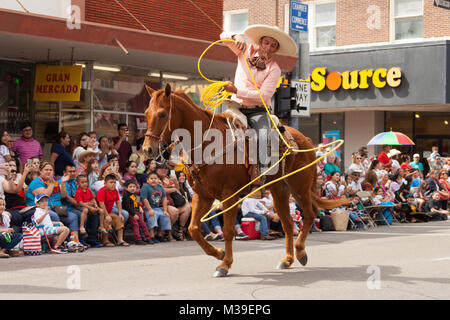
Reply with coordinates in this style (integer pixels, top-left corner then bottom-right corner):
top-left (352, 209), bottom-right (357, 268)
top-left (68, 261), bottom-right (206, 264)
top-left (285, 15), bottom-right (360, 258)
top-left (0, 0), bottom-right (231, 155)
top-left (223, 0), bottom-right (450, 168)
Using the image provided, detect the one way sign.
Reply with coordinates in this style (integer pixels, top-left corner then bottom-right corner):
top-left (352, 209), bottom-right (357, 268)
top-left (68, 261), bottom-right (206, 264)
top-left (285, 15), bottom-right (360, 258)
top-left (291, 80), bottom-right (310, 117)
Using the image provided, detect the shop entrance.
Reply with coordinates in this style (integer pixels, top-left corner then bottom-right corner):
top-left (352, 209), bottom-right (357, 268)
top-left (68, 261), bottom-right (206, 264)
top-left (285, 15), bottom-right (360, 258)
top-left (415, 135), bottom-right (450, 158)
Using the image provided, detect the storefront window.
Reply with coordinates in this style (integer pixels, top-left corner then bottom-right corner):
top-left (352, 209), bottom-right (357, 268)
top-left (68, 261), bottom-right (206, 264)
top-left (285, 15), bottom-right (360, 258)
top-left (0, 61), bottom-right (33, 136)
top-left (298, 114), bottom-right (320, 145)
top-left (385, 111), bottom-right (413, 138)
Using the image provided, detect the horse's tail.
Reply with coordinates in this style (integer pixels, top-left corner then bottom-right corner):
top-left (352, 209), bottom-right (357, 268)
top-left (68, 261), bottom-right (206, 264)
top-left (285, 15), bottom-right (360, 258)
top-left (311, 192), bottom-right (350, 210)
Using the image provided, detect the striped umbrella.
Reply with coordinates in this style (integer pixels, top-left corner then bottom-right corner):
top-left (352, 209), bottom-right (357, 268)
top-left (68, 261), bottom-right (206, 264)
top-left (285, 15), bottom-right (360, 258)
top-left (368, 131), bottom-right (415, 146)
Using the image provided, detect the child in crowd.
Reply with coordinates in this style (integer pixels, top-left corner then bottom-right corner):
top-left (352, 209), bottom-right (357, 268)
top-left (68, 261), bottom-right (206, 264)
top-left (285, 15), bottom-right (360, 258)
top-left (74, 175), bottom-right (104, 235)
top-left (87, 159), bottom-right (100, 190)
top-left (0, 199), bottom-right (23, 258)
top-left (241, 194), bottom-right (276, 240)
top-left (424, 191), bottom-right (449, 221)
top-left (76, 148), bottom-right (97, 176)
top-left (141, 171), bottom-right (172, 243)
top-left (122, 180), bottom-right (152, 245)
top-left (96, 174), bottom-right (129, 247)
top-left (289, 195), bottom-right (303, 236)
top-left (346, 195), bottom-right (370, 229)
top-left (33, 193), bottom-right (70, 253)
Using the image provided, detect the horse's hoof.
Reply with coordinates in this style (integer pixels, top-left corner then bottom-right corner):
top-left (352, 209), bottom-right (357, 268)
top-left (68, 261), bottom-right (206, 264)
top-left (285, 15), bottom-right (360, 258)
top-left (298, 254), bottom-right (308, 266)
top-left (213, 268), bottom-right (228, 278)
top-left (276, 261), bottom-right (290, 270)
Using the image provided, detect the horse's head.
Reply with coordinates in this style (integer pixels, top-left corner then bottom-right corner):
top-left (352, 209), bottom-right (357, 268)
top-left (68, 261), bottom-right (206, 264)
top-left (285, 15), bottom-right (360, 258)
top-left (142, 83), bottom-right (177, 158)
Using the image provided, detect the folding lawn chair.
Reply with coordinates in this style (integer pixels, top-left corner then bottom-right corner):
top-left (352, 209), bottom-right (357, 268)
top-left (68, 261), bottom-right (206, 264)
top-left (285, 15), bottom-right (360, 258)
top-left (355, 191), bottom-right (377, 228)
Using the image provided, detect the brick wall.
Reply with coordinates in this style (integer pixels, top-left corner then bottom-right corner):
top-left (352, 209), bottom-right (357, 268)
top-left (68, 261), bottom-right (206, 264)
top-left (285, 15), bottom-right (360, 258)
top-left (225, 0), bottom-right (450, 46)
top-left (85, 0), bottom-right (223, 41)
top-left (424, 0), bottom-right (450, 38)
top-left (336, 0), bottom-right (390, 46)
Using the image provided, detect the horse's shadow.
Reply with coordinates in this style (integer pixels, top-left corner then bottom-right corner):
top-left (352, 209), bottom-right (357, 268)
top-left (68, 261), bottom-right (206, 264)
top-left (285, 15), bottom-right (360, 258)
top-left (231, 265), bottom-right (450, 288)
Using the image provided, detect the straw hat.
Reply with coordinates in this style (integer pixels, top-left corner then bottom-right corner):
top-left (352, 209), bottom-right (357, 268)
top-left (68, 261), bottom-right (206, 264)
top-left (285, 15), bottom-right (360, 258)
top-left (78, 148), bottom-right (97, 163)
top-left (388, 149), bottom-right (401, 158)
top-left (243, 24), bottom-right (298, 56)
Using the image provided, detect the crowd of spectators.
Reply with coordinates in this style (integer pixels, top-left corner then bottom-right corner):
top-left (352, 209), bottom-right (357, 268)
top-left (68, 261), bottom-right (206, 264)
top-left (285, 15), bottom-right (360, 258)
top-left (0, 122), bottom-right (449, 258)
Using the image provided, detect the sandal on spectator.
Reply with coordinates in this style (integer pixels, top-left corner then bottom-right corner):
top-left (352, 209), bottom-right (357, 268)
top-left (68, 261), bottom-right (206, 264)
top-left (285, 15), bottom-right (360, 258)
top-left (117, 241), bottom-right (129, 247)
top-left (0, 251), bottom-right (9, 258)
top-left (102, 241), bottom-right (115, 247)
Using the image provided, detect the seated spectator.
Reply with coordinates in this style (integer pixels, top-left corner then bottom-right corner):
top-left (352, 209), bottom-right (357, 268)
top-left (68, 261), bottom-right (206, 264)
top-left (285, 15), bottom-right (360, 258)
top-left (12, 122), bottom-right (43, 172)
top-left (33, 193), bottom-right (70, 253)
top-left (427, 170), bottom-right (448, 202)
top-left (3, 132), bottom-right (21, 172)
top-left (416, 180), bottom-right (432, 212)
top-left (361, 167), bottom-right (378, 192)
top-left (396, 196), bottom-right (421, 223)
top-left (122, 180), bottom-right (152, 245)
top-left (323, 153), bottom-right (341, 177)
top-left (347, 169), bottom-right (363, 196)
top-left (72, 132), bottom-right (90, 169)
top-left (438, 169), bottom-right (450, 210)
top-left (98, 136), bottom-right (118, 170)
top-left (87, 159), bottom-right (100, 190)
top-left (429, 146), bottom-right (440, 161)
top-left (145, 158), bottom-right (157, 177)
top-left (424, 191), bottom-right (449, 220)
top-left (316, 174), bottom-right (327, 198)
top-left (410, 153), bottom-right (424, 174)
top-left (75, 148), bottom-right (97, 176)
top-left (241, 194), bottom-right (275, 240)
top-left (377, 145), bottom-right (392, 170)
top-left (346, 195), bottom-right (370, 229)
top-left (430, 155), bottom-right (444, 171)
top-left (24, 157), bottom-right (40, 187)
top-left (91, 163), bottom-right (129, 225)
top-left (141, 171), bottom-right (172, 243)
top-left (25, 162), bottom-right (78, 236)
top-left (348, 152), bottom-right (365, 180)
top-left (400, 154), bottom-right (413, 173)
top-left (387, 149), bottom-right (401, 173)
top-left (50, 130), bottom-right (73, 177)
top-left (96, 174), bottom-right (129, 247)
top-left (324, 171), bottom-right (346, 200)
top-left (129, 137), bottom-right (149, 187)
top-left (0, 131), bottom-right (12, 164)
top-left (0, 198), bottom-right (23, 258)
top-left (260, 189), bottom-right (281, 233)
top-left (3, 160), bottom-right (35, 231)
top-left (289, 195), bottom-right (303, 236)
top-left (202, 208), bottom-right (224, 241)
top-left (87, 131), bottom-right (100, 154)
top-left (74, 174), bottom-right (104, 241)
top-left (123, 161), bottom-right (141, 196)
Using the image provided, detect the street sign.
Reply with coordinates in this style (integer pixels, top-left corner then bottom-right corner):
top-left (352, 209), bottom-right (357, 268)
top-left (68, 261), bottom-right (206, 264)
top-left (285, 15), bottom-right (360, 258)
top-left (434, 0), bottom-right (450, 10)
top-left (290, 0), bottom-right (308, 32)
top-left (291, 80), bottom-right (310, 117)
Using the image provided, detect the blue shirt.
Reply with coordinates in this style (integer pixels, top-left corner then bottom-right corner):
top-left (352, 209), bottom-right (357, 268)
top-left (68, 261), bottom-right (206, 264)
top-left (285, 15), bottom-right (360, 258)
top-left (51, 143), bottom-right (73, 176)
top-left (141, 183), bottom-right (166, 208)
top-left (59, 178), bottom-right (78, 210)
top-left (324, 163), bottom-right (341, 176)
top-left (411, 177), bottom-right (421, 188)
top-left (26, 177), bottom-right (63, 207)
top-left (409, 161), bottom-right (424, 171)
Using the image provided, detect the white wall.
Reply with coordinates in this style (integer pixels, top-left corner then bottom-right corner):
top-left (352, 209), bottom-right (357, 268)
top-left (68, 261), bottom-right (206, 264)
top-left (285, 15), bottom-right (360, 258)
top-left (1, 0), bottom-right (71, 18)
top-left (344, 110), bottom-right (384, 169)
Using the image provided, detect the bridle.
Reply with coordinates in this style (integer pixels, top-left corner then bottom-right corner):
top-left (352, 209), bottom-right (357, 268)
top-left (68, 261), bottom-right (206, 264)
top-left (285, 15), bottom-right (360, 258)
top-left (145, 94), bottom-right (176, 162)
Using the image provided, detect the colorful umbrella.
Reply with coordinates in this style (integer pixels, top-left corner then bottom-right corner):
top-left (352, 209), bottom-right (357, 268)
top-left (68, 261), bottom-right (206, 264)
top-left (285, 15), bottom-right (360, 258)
top-left (367, 131), bottom-right (415, 146)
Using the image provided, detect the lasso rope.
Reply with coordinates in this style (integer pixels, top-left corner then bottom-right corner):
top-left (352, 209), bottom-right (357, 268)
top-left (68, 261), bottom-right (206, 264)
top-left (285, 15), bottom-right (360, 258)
top-left (197, 39), bottom-right (343, 222)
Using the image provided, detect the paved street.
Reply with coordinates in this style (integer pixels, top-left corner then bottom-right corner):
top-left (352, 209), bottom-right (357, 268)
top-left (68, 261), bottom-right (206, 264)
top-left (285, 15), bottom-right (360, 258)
top-left (1, 220), bottom-right (450, 300)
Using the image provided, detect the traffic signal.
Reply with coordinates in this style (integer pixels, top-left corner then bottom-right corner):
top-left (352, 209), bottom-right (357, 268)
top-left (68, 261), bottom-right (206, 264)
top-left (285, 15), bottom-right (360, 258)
top-left (274, 78), bottom-right (295, 118)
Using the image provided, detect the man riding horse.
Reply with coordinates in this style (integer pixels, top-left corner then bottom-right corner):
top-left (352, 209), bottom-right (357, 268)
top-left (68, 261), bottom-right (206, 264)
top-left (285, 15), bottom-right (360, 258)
top-left (220, 24), bottom-right (298, 197)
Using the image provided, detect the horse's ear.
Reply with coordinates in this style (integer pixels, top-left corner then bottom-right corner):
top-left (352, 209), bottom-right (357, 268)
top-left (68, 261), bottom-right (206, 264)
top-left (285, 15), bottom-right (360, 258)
top-left (165, 83), bottom-right (171, 97)
top-left (145, 84), bottom-right (155, 97)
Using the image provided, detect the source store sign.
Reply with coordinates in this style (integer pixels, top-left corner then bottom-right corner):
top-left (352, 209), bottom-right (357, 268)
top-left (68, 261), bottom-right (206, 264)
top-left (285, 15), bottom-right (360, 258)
top-left (33, 65), bottom-right (82, 101)
top-left (290, 0), bottom-right (308, 32)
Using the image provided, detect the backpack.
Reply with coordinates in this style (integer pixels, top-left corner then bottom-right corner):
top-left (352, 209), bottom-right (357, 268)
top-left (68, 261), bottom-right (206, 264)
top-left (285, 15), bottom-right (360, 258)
top-left (319, 215), bottom-right (335, 231)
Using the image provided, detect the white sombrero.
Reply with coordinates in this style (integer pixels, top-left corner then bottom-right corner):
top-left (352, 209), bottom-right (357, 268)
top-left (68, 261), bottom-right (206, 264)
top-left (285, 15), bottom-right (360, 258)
top-left (243, 24), bottom-right (298, 56)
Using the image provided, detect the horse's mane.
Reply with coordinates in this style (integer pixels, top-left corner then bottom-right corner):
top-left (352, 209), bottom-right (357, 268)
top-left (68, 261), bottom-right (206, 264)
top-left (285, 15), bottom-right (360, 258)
top-left (172, 90), bottom-right (231, 133)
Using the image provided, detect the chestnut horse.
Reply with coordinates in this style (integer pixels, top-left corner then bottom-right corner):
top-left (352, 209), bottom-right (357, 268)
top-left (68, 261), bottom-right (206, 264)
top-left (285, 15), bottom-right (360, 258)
top-left (143, 83), bottom-right (347, 277)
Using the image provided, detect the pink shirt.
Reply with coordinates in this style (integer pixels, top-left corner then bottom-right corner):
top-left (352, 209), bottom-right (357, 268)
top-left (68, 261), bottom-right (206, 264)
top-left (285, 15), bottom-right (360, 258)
top-left (220, 32), bottom-right (281, 107)
top-left (12, 137), bottom-right (43, 165)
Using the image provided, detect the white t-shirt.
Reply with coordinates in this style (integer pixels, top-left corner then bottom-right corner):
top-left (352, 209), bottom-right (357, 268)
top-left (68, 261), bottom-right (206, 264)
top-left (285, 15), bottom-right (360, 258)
top-left (0, 212), bottom-right (10, 229)
top-left (34, 207), bottom-right (53, 228)
top-left (260, 194), bottom-right (274, 214)
top-left (0, 145), bottom-right (10, 163)
top-left (289, 201), bottom-right (297, 216)
top-left (325, 181), bottom-right (346, 198)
